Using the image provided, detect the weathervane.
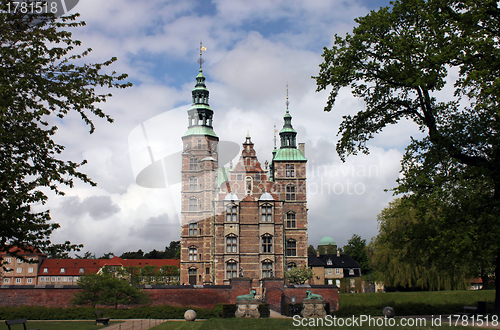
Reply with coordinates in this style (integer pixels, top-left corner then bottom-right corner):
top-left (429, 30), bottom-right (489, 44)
top-left (274, 124), bottom-right (277, 149)
top-left (286, 82), bottom-right (289, 111)
top-left (198, 41), bottom-right (207, 69)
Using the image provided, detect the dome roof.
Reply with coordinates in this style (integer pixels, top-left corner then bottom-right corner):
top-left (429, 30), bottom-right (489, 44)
top-left (318, 237), bottom-right (336, 246)
top-left (224, 192), bottom-right (239, 201)
top-left (259, 192), bottom-right (274, 201)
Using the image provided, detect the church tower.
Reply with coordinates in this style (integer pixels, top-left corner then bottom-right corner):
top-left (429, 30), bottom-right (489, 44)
top-left (180, 62), bottom-right (219, 285)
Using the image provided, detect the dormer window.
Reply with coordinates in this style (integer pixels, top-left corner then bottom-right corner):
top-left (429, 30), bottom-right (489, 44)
top-left (43, 268), bottom-right (48, 273)
top-left (60, 268), bottom-right (66, 273)
top-left (327, 259), bottom-right (332, 266)
top-left (79, 268), bottom-right (85, 274)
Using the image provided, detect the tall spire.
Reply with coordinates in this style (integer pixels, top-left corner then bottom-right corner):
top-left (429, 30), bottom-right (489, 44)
top-left (183, 42), bottom-right (217, 136)
top-left (198, 41), bottom-right (206, 70)
top-left (279, 84), bottom-right (297, 148)
top-left (286, 82), bottom-right (289, 111)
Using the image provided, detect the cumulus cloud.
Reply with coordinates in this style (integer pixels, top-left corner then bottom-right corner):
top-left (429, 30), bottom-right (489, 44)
top-left (59, 195), bottom-right (120, 220)
top-left (43, 0), bottom-right (400, 256)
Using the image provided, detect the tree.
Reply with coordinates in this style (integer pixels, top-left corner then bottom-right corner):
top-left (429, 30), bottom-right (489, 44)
top-left (314, 0), bottom-right (500, 312)
top-left (285, 265), bottom-right (314, 285)
top-left (72, 272), bottom-right (149, 308)
top-left (308, 245), bottom-right (317, 256)
top-left (370, 199), bottom-right (471, 290)
top-left (342, 234), bottom-right (370, 275)
top-left (71, 273), bottom-right (103, 307)
top-left (120, 249), bottom-right (144, 259)
top-left (0, 1), bottom-right (131, 261)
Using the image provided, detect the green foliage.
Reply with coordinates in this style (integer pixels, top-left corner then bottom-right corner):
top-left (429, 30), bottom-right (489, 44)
top-left (314, 0), bottom-right (500, 310)
top-left (0, 0), bottom-right (130, 260)
top-left (285, 265), bottom-right (314, 284)
top-left (72, 272), bottom-right (149, 308)
top-left (308, 245), bottom-right (317, 255)
top-left (370, 199), bottom-right (471, 290)
top-left (120, 241), bottom-right (181, 260)
top-left (342, 234), bottom-right (370, 275)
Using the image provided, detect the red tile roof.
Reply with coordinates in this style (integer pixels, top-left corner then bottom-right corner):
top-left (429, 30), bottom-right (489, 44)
top-left (1, 246), bottom-right (45, 256)
top-left (38, 257), bottom-right (179, 276)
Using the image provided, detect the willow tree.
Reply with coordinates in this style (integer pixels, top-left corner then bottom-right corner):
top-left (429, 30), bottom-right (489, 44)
top-left (314, 0), bottom-right (500, 312)
top-left (0, 0), bottom-right (131, 261)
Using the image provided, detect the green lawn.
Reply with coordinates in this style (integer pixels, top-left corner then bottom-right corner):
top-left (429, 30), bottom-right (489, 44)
top-left (334, 290), bottom-right (495, 316)
top-left (0, 320), bottom-right (122, 330)
top-left (149, 317), bottom-right (487, 330)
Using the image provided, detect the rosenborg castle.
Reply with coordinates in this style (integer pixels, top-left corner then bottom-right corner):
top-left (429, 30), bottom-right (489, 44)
top-left (179, 68), bottom-right (308, 285)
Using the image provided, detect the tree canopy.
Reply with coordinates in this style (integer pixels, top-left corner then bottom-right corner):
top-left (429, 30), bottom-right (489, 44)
top-left (342, 234), bottom-right (370, 275)
top-left (285, 265), bottom-right (314, 285)
top-left (72, 272), bottom-right (149, 308)
top-left (0, 1), bottom-right (130, 260)
top-left (314, 0), bottom-right (500, 312)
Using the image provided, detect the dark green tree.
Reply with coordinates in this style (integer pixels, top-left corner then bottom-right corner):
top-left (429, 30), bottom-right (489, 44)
top-left (370, 198), bottom-right (470, 290)
top-left (71, 273), bottom-right (103, 307)
top-left (72, 271), bottom-right (149, 308)
top-left (308, 245), bottom-right (317, 256)
top-left (314, 0), bottom-right (500, 312)
top-left (99, 275), bottom-right (149, 309)
top-left (342, 234), bottom-right (370, 275)
top-left (120, 249), bottom-right (145, 259)
top-left (164, 241), bottom-right (180, 259)
top-left (0, 1), bottom-right (131, 262)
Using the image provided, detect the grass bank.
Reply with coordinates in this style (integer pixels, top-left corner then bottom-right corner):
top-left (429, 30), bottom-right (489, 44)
top-left (334, 289), bottom-right (495, 316)
top-left (149, 317), bottom-right (483, 329)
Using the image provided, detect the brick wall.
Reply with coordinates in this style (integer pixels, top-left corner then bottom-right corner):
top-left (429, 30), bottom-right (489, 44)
top-left (0, 278), bottom-right (338, 312)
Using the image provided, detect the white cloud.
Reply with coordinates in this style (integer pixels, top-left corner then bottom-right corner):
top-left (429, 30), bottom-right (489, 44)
top-left (42, 0), bottom-right (402, 257)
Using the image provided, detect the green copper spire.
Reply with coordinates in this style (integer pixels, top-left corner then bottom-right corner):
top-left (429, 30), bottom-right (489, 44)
top-left (272, 86), bottom-right (306, 162)
top-left (183, 43), bottom-right (218, 138)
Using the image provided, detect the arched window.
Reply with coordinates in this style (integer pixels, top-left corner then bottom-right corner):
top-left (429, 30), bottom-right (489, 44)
top-left (286, 185), bottom-right (296, 201)
top-left (245, 176), bottom-right (252, 194)
top-left (261, 204), bottom-right (273, 222)
top-left (226, 204), bottom-right (238, 222)
top-left (226, 234), bottom-right (238, 253)
top-left (287, 262), bottom-right (297, 272)
top-left (189, 158), bottom-right (198, 170)
top-left (189, 198), bottom-right (198, 211)
top-left (286, 212), bottom-right (296, 228)
top-left (262, 234), bottom-right (273, 253)
top-left (189, 246), bottom-right (197, 261)
top-left (262, 260), bottom-right (273, 278)
top-left (189, 177), bottom-right (198, 191)
top-left (226, 260), bottom-right (238, 279)
top-left (188, 222), bottom-right (197, 236)
top-left (286, 239), bottom-right (297, 256)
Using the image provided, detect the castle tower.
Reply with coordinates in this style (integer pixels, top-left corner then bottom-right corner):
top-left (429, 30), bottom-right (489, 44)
top-left (271, 106), bottom-right (308, 272)
top-left (180, 67), bottom-right (219, 285)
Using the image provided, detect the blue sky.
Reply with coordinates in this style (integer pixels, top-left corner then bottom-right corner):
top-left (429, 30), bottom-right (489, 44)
top-left (41, 0), bottom-right (425, 257)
